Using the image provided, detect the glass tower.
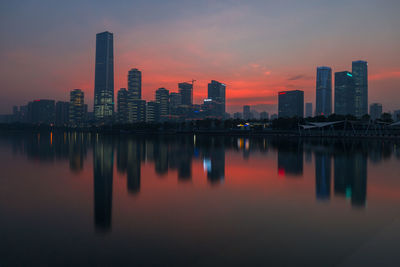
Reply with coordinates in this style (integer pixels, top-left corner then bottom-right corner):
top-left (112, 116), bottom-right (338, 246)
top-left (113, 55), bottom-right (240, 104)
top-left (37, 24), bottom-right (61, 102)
top-left (316, 66), bottom-right (332, 116)
top-left (94, 31), bottom-right (114, 121)
top-left (334, 71), bottom-right (355, 116)
top-left (352, 60), bottom-right (368, 117)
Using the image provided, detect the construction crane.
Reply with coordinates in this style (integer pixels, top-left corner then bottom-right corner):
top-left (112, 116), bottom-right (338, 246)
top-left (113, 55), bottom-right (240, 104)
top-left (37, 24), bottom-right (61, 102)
top-left (181, 79), bottom-right (196, 86)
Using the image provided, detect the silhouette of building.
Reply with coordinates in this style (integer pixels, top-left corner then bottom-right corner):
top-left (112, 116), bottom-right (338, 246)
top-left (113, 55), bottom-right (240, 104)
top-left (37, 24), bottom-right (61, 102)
top-left (352, 60), bottom-right (368, 117)
top-left (370, 103), bottom-right (382, 120)
top-left (55, 101), bottom-right (69, 126)
top-left (278, 90), bottom-right (304, 118)
top-left (27, 99), bottom-right (55, 124)
top-left (260, 111), bottom-right (269, 120)
top-left (243, 105), bottom-right (251, 120)
top-left (178, 82), bottom-right (193, 106)
top-left (334, 71), bottom-right (355, 116)
top-left (316, 66), bottom-right (332, 116)
top-left (207, 80), bottom-right (226, 118)
top-left (305, 102), bottom-right (313, 118)
top-left (233, 112), bottom-right (242, 119)
top-left (69, 89), bottom-right (85, 125)
top-left (94, 31), bottom-right (114, 121)
top-left (146, 101), bottom-right (160, 123)
top-left (169, 92), bottom-right (182, 116)
top-left (117, 88), bottom-right (128, 123)
top-left (155, 88), bottom-right (169, 118)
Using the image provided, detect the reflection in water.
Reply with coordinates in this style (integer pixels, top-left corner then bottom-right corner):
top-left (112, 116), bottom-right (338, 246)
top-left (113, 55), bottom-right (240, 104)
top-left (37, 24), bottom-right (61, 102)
top-left (93, 135), bottom-right (113, 232)
top-left (5, 133), bottom-right (398, 232)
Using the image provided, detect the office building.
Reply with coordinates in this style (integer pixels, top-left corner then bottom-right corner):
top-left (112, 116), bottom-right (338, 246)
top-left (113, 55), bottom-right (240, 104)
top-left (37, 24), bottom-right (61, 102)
top-left (207, 80), bottom-right (226, 117)
top-left (128, 68), bottom-right (141, 100)
top-left (146, 101), bottom-right (160, 123)
top-left (155, 88), bottom-right (169, 117)
top-left (169, 92), bottom-right (182, 115)
top-left (117, 88), bottom-right (128, 123)
top-left (69, 89), bottom-right (85, 125)
top-left (305, 102), bottom-right (313, 117)
top-left (334, 71), bottom-right (355, 116)
top-left (94, 31), bottom-right (114, 121)
top-left (352, 60), bottom-right (368, 117)
top-left (55, 101), bottom-right (69, 126)
top-left (243, 105), bottom-right (251, 120)
top-left (370, 103), bottom-right (382, 120)
top-left (130, 99), bottom-right (146, 122)
top-left (278, 90), bottom-right (304, 118)
top-left (316, 66), bottom-right (332, 116)
top-left (27, 99), bottom-right (55, 124)
top-left (178, 82), bottom-right (193, 106)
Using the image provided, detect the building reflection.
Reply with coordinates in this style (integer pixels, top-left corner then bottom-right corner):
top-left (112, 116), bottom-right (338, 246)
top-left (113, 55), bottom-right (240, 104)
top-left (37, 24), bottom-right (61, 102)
top-left (276, 139), bottom-right (303, 177)
top-left (127, 139), bottom-right (141, 194)
top-left (93, 135), bottom-right (113, 232)
top-left (315, 151), bottom-right (331, 201)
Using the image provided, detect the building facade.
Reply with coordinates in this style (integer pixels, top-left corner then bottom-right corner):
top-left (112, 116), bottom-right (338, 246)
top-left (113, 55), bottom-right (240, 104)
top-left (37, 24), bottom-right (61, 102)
top-left (27, 99), bottom-right (55, 124)
top-left (94, 31), bottom-right (114, 121)
top-left (178, 82), bottom-right (193, 106)
top-left (69, 89), bottom-right (85, 125)
top-left (117, 88), bottom-right (128, 123)
top-left (207, 80), bottom-right (226, 118)
top-left (146, 101), bottom-right (160, 123)
top-left (352, 60), bottom-right (368, 117)
top-left (334, 71), bottom-right (355, 116)
top-left (316, 66), bottom-right (332, 116)
top-left (155, 88), bottom-right (169, 117)
top-left (278, 90), bottom-right (304, 118)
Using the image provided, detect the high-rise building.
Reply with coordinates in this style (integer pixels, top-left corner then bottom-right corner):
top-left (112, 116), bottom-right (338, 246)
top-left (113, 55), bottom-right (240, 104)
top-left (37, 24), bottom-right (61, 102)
top-left (27, 99), bottom-right (55, 124)
top-left (334, 71), bottom-right (355, 116)
top-left (55, 101), bottom-right (69, 126)
top-left (370, 103), bottom-right (382, 120)
top-left (169, 92), bottom-right (182, 116)
top-left (305, 102), bottom-right (313, 117)
top-left (278, 90), bottom-right (304, 118)
top-left (69, 89), bottom-right (85, 125)
top-left (129, 100), bottom-right (146, 122)
top-left (94, 31), bottom-right (114, 121)
top-left (243, 105), bottom-right (251, 120)
top-left (207, 80), bottom-right (226, 118)
top-left (155, 88), bottom-right (169, 117)
top-left (117, 88), bottom-right (128, 123)
top-left (352, 60), bottom-right (368, 117)
top-left (146, 101), bottom-right (160, 123)
top-left (128, 68), bottom-right (141, 100)
top-left (316, 66), bottom-right (332, 116)
top-left (178, 82), bottom-right (193, 106)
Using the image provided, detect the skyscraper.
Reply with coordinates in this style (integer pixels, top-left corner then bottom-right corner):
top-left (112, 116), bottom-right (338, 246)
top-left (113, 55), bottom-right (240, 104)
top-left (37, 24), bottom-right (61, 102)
top-left (305, 102), bottom-right (313, 118)
top-left (130, 100), bottom-right (146, 122)
top-left (146, 101), bottom-right (160, 123)
top-left (94, 31), bottom-right (114, 121)
top-left (69, 89), bottom-right (85, 125)
top-left (334, 71), bottom-right (355, 116)
top-left (155, 88), bottom-right (169, 117)
top-left (352, 60), bottom-right (368, 117)
top-left (169, 92), bottom-right (182, 115)
top-left (370, 103), bottom-right (382, 120)
top-left (316, 66), bottom-right (332, 116)
top-left (278, 90), bottom-right (304, 118)
top-left (207, 80), bottom-right (226, 118)
top-left (117, 88), bottom-right (128, 123)
top-left (178, 82), bottom-right (193, 106)
top-left (127, 69), bottom-right (142, 123)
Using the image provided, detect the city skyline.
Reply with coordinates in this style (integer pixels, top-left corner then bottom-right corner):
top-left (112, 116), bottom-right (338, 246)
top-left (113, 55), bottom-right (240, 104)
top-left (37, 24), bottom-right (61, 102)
top-left (1, 1), bottom-right (400, 114)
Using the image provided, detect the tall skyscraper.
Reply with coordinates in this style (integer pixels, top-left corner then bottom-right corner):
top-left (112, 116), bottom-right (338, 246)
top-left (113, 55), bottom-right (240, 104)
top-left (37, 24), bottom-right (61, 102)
top-left (69, 89), bottom-right (85, 125)
top-left (117, 88), bottom-right (128, 123)
top-left (178, 82), bottom-right (193, 106)
top-left (243, 105), bottom-right (251, 120)
top-left (127, 68), bottom-right (142, 123)
top-left (130, 100), bottom-right (146, 122)
top-left (207, 80), bottom-right (226, 117)
top-left (316, 66), bottom-right (332, 116)
top-left (278, 90), bottom-right (304, 118)
top-left (352, 60), bottom-right (368, 117)
top-left (155, 88), bottom-right (169, 117)
top-left (146, 101), bottom-right (160, 123)
top-left (94, 31), bottom-right (114, 121)
top-left (370, 103), bottom-right (382, 120)
top-left (334, 71), bottom-right (355, 116)
top-left (305, 102), bottom-right (313, 118)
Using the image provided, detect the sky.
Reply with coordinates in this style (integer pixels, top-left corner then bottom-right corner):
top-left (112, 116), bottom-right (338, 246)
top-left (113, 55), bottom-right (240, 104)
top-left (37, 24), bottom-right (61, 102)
top-left (0, 0), bottom-right (400, 114)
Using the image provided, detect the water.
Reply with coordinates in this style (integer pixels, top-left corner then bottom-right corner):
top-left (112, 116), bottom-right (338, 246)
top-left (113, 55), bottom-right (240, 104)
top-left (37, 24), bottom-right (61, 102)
top-left (0, 133), bottom-right (399, 266)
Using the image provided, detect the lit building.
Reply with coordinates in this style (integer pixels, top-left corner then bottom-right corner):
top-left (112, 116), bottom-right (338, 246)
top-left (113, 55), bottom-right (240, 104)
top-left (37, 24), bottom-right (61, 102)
top-left (207, 80), bottom-right (226, 118)
top-left (117, 88), bottom-right (128, 123)
top-left (305, 102), bottom-right (313, 117)
top-left (178, 82), bottom-right (193, 106)
top-left (69, 89), bottom-right (85, 125)
top-left (352, 60), bottom-right (368, 117)
top-left (94, 31), bottom-right (114, 121)
top-left (369, 103), bottom-right (382, 120)
top-left (146, 101), bottom-right (160, 123)
top-left (278, 90), bottom-right (304, 118)
top-left (155, 88), bottom-right (169, 117)
top-left (316, 66), bottom-right (332, 116)
top-left (334, 71), bottom-right (355, 116)
top-left (55, 101), bottom-right (69, 126)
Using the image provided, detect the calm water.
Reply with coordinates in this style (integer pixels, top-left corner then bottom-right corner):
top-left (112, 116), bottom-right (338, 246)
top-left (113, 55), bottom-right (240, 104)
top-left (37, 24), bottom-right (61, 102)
top-left (1, 133), bottom-right (400, 266)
